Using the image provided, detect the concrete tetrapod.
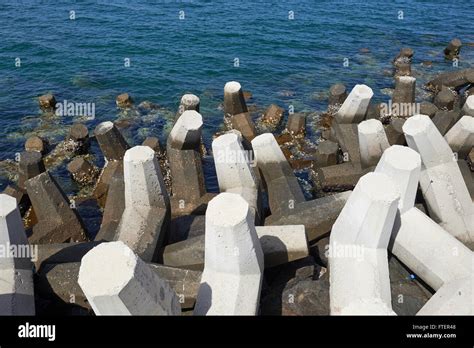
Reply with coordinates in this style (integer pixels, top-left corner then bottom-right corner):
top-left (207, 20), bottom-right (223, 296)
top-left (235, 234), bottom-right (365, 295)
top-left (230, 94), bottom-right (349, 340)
top-left (194, 193), bottom-right (264, 315)
top-left (78, 241), bottom-right (181, 315)
top-left (116, 146), bottom-right (170, 262)
top-left (444, 115), bottom-right (474, 159)
top-left (329, 173), bottom-right (400, 315)
top-left (167, 110), bottom-right (213, 216)
top-left (223, 81), bottom-right (248, 117)
top-left (0, 194), bottom-right (35, 315)
top-left (375, 146), bottom-right (472, 291)
top-left (212, 132), bottom-right (261, 222)
top-left (358, 119), bottom-right (390, 168)
top-left (252, 133), bottom-right (350, 241)
top-left (335, 84), bottom-right (374, 124)
top-left (161, 223), bottom-right (308, 271)
top-left (403, 114), bottom-right (474, 246)
top-left (25, 172), bottom-right (87, 244)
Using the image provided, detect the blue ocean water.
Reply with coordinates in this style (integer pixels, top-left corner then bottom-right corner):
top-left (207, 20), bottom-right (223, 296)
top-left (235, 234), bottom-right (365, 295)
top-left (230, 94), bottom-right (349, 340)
top-left (0, 0), bottom-right (473, 195)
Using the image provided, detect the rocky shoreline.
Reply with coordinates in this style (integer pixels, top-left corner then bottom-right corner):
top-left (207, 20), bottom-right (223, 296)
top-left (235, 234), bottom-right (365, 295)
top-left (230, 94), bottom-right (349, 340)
top-left (1, 40), bottom-right (473, 316)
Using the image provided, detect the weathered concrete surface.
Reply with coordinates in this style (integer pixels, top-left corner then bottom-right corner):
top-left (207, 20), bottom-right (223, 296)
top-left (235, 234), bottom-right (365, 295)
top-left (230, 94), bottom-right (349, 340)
top-left (0, 194), bottom-right (35, 315)
top-left (18, 151), bottom-right (46, 190)
top-left (463, 95), bottom-right (474, 116)
top-left (417, 276), bottom-right (473, 315)
top-left (177, 94), bottom-right (200, 118)
top-left (315, 162), bottom-right (374, 192)
top-left (419, 102), bottom-right (439, 119)
top-left (427, 68), bottom-right (474, 92)
top-left (3, 185), bottom-right (30, 216)
top-left (403, 114), bottom-right (474, 245)
top-left (162, 224), bottom-right (309, 271)
top-left (434, 88), bottom-right (456, 110)
top-left (67, 157), bottom-right (98, 185)
top-left (78, 241), bottom-right (181, 315)
top-left (262, 104), bottom-right (285, 127)
top-left (331, 122), bottom-right (361, 164)
top-left (224, 81), bottom-right (248, 117)
top-left (444, 115), bottom-right (474, 159)
top-left (335, 84), bottom-right (373, 124)
top-left (329, 173), bottom-right (400, 315)
top-left (432, 109), bottom-right (461, 135)
top-left (116, 146), bottom-right (171, 262)
top-left (35, 242), bottom-right (101, 271)
top-left (94, 121), bottom-right (130, 161)
top-left (264, 192), bottom-right (351, 242)
top-left (93, 160), bottom-right (123, 209)
top-left (328, 83), bottom-right (347, 108)
top-left (458, 159), bottom-right (474, 201)
top-left (169, 214), bottom-right (206, 243)
top-left (168, 110), bottom-right (210, 217)
top-left (194, 193), bottom-right (264, 315)
top-left (95, 166), bottom-right (125, 242)
top-left (392, 76), bottom-right (416, 106)
top-left (25, 172), bottom-right (87, 244)
top-left (252, 133), bottom-right (306, 216)
top-left (385, 118), bottom-right (406, 145)
top-left (230, 112), bottom-right (257, 142)
top-left (25, 135), bottom-right (47, 154)
top-left (286, 113), bottom-right (306, 136)
top-left (358, 119), bottom-right (390, 168)
top-left (212, 132), bottom-right (261, 222)
top-left (36, 260), bottom-right (201, 312)
top-left (312, 140), bottom-right (339, 168)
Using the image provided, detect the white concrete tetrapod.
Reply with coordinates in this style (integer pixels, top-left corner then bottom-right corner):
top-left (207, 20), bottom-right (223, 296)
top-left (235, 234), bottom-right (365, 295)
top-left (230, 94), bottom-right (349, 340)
top-left (375, 145), bottom-right (421, 214)
top-left (417, 275), bottom-right (473, 315)
top-left (0, 194), bottom-right (35, 315)
top-left (462, 95), bottom-right (474, 116)
top-left (403, 114), bottom-right (474, 245)
top-left (194, 193), bottom-right (264, 315)
top-left (78, 241), bottom-right (181, 315)
top-left (178, 94), bottom-right (200, 115)
top-left (358, 119), bottom-right (390, 168)
top-left (329, 173), bottom-right (400, 315)
top-left (335, 84), bottom-right (374, 124)
top-left (444, 115), bottom-right (474, 159)
top-left (169, 110), bottom-right (203, 149)
top-left (116, 146), bottom-right (170, 262)
top-left (376, 145), bottom-right (473, 316)
top-left (212, 132), bottom-right (259, 216)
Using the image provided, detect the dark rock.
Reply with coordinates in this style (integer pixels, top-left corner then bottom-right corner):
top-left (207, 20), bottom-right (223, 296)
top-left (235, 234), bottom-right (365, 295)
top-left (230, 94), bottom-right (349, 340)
top-left (262, 104), bottom-right (285, 127)
top-left (38, 94), bottom-right (56, 110)
top-left (444, 38), bottom-right (462, 60)
top-left (116, 93), bottom-right (133, 108)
